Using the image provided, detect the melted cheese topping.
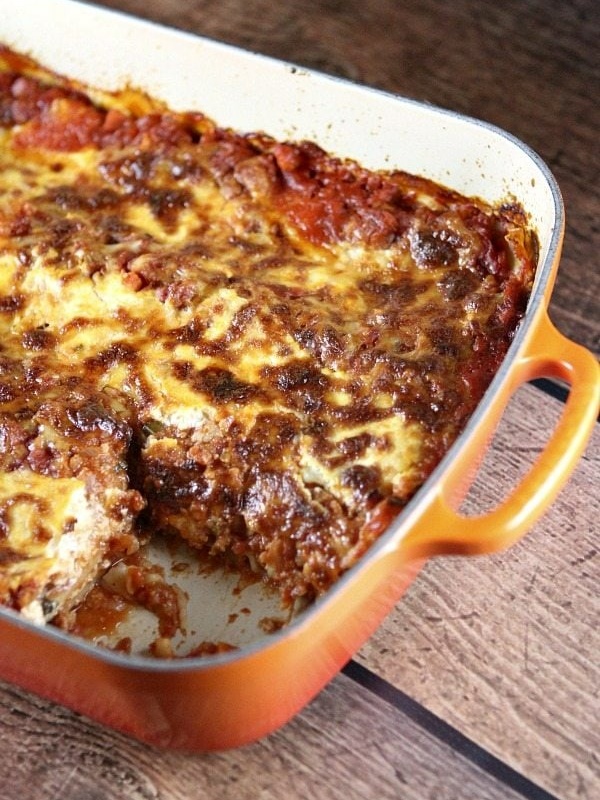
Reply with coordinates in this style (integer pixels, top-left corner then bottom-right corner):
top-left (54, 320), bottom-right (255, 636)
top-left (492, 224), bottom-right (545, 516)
top-left (0, 46), bottom-right (537, 617)
top-left (0, 472), bottom-right (122, 623)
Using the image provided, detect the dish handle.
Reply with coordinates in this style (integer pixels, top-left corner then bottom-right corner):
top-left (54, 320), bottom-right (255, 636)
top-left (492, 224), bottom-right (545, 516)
top-left (400, 312), bottom-right (599, 559)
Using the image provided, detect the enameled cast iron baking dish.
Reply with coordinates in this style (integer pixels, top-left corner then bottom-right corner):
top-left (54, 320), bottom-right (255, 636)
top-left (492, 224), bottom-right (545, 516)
top-left (0, 0), bottom-right (598, 751)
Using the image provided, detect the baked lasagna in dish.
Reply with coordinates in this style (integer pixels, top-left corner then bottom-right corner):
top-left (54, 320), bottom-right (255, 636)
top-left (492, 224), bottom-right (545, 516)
top-left (0, 46), bottom-right (537, 635)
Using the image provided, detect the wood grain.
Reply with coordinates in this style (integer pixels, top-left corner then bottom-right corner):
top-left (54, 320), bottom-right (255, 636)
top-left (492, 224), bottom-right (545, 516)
top-left (93, 0), bottom-right (600, 358)
top-left (0, 673), bottom-right (526, 800)
top-left (358, 384), bottom-right (600, 799)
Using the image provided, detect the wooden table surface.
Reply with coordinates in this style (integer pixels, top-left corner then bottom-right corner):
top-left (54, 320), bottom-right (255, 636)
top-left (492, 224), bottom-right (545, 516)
top-left (0, 1), bottom-right (598, 798)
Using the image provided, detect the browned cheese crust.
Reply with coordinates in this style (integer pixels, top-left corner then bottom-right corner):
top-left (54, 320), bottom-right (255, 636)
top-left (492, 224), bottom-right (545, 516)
top-left (0, 46), bottom-right (537, 622)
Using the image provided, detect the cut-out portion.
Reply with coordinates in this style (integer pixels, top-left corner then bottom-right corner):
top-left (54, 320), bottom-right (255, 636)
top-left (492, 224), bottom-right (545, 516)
top-left (72, 537), bottom-right (292, 658)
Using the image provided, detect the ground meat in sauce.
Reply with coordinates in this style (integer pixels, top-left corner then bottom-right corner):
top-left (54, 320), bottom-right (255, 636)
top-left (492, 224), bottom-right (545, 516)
top-left (0, 45), bottom-right (537, 639)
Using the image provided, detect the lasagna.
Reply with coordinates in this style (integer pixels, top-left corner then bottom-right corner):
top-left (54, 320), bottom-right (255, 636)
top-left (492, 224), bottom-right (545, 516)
top-left (0, 46), bottom-right (537, 633)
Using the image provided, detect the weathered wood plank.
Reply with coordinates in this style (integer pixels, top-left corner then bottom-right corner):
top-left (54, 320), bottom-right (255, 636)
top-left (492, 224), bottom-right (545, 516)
top-left (0, 672), bottom-right (527, 800)
top-left (357, 384), bottom-right (600, 799)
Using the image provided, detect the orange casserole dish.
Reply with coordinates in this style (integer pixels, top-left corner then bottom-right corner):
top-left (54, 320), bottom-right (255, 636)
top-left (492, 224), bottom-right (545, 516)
top-left (0, 0), bottom-right (597, 750)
